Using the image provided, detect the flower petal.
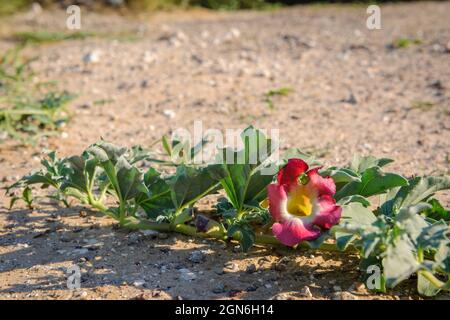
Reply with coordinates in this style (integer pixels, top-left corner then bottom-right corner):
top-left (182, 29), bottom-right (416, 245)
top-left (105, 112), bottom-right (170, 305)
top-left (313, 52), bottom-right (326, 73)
top-left (268, 183), bottom-right (288, 221)
top-left (312, 194), bottom-right (342, 229)
top-left (272, 220), bottom-right (320, 247)
top-left (277, 158), bottom-right (309, 188)
top-left (307, 168), bottom-right (336, 196)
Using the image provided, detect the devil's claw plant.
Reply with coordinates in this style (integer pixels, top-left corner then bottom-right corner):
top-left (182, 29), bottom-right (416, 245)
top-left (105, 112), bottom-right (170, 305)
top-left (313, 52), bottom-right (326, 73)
top-left (6, 126), bottom-right (450, 297)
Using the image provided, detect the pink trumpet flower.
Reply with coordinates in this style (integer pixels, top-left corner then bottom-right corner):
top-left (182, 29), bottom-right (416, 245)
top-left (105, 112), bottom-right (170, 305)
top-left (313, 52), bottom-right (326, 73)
top-left (268, 158), bottom-right (342, 247)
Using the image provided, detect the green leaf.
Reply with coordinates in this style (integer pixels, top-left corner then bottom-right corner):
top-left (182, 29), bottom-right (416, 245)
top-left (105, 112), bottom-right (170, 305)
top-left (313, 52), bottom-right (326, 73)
top-left (361, 234), bottom-right (382, 258)
top-left (416, 221), bottom-right (449, 250)
top-left (22, 186), bottom-right (33, 207)
top-left (350, 155), bottom-right (393, 173)
top-left (61, 153), bottom-right (98, 194)
top-left (383, 235), bottom-right (420, 288)
top-left (173, 208), bottom-right (192, 226)
top-left (240, 229), bottom-right (255, 252)
top-left (87, 141), bottom-right (127, 164)
top-left (161, 135), bottom-right (172, 156)
top-left (215, 197), bottom-right (235, 213)
top-left (320, 167), bottom-right (361, 184)
top-left (334, 232), bottom-right (357, 251)
top-left (170, 135), bottom-right (210, 165)
top-left (304, 231), bottom-right (331, 249)
top-left (7, 151), bottom-right (69, 192)
top-left (6, 151), bottom-right (70, 207)
top-left (340, 202), bottom-right (378, 227)
top-left (395, 204), bottom-right (430, 244)
top-left (115, 157), bottom-right (148, 201)
top-left (423, 199), bottom-right (450, 222)
top-left (227, 224), bottom-right (255, 252)
top-left (242, 163), bottom-right (276, 203)
top-left (333, 203), bottom-right (378, 251)
top-left (207, 126), bottom-right (276, 213)
top-left (168, 165), bottom-right (218, 211)
top-left (157, 134), bottom-right (210, 166)
top-left (281, 148), bottom-right (321, 167)
top-left (136, 168), bottom-right (173, 219)
top-left (382, 176), bottom-right (450, 215)
top-left (90, 147), bottom-right (147, 206)
top-left (337, 195), bottom-right (371, 207)
top-left (127, 145), bottom-right (152, 164)
top-left (335, 167), bottom-right (408, 201)
top-left (31, 173), bottom-right (57, 187)
top-left (435, 241), bottom-right (450, 273)
top-left (207, 162), bottom-right (249, 210)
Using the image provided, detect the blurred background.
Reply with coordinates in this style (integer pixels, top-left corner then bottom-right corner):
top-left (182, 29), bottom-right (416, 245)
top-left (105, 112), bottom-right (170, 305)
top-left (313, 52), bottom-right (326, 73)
top-left (1, 0), bottom-right (446, 15)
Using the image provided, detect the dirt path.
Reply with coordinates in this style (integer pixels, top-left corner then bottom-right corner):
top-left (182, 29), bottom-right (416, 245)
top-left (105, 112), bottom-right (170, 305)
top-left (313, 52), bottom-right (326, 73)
top-left (0, 2), bottom-right (449, 300)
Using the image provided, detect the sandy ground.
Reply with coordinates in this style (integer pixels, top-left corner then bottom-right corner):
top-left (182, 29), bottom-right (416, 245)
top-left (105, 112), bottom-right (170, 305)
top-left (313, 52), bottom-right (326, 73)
top-left (0, 2), bottom-right (449, 300)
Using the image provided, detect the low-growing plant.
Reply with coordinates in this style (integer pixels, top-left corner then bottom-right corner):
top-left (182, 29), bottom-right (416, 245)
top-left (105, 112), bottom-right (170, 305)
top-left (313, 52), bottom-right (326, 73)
top-left (0, 46), bottom-right (74, 144)
top-left (390, 37), bottom-right (422, 49)
top-left (192, 0), bottom-right (278, 10)
top-left (0, 0), bottom-right (28, 16)
top-left (13, 31), bottom-right (140, 45)
top-left (13, 31), bottom-right (96, 44)
top-left (264, 87), bottom-right (293, 110)
top-left (6, 126), bottom-right (450, 297)
top-left (409, 100), bottom-right (435, 112)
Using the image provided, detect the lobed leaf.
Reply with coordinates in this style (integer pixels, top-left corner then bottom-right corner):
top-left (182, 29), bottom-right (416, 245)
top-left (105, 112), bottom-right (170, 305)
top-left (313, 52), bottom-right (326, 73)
top-left (320, 167), bottom-right (361, 184)
top-left (168, 165), bottom-right (218, 211)
top-left (333, 202), bottom-right (379, 251)
top-left (335, 167), bottom-right (408, 201)
top-left (350, 155), bottom-right (394, 173)
top-left (382, 235), bottom-right (420, 288)
top-left (382, 176), bottom-right (450, 216)
top-left (136, 168), bottom-right (173, 219)
top-left (207, 126), bottom-right (276, 213)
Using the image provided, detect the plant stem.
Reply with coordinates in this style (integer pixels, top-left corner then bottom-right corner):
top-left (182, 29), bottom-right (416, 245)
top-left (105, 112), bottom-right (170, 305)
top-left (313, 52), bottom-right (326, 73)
top-left (236, 208), bottom-right (248, 221)
top-left (122, 216), bottom-right (171, 232)
top-left (419, 270), bottom-right (450, 291)
top-left (98, 184), bottom-right (109, 203)
top-left (254, 233), bottom-right (354, 252)
top-left (84, 199), bottom-right (352, 253)
top-left (90, 200), bottom-right (109, 213)
top-left (417, 247), bottom-right (424, 263)
top-left (118, 202), bottom-right (126, 226)
top-left (117, 217), bottom-right (351, 253)
top-left (88, 199), bottom-right (118, 220)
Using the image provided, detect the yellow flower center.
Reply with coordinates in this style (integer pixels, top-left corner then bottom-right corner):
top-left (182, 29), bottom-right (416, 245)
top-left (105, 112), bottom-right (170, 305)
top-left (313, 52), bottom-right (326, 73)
top-left (287, 185), bottom-right (314, 217)
top-left (260, 198), bottom-right (269, 209)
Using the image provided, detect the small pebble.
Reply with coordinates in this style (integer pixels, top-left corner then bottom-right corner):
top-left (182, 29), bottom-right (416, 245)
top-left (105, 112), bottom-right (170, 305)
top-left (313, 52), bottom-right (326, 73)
top-left (246, 284), bottom-right (258, 292)
top-left (300, 286), bottom-right (313, 298)
top-left (133, 280), bottom-right (146, 287)
top-left (188, 250), bottom-right (205, 263)
top-left (245, 263), bottom-right (257, 274)
top-left (179, 268), bottom-right (196, 281)
top-left (223, 262), bottom-right (238, 273)
top-left (83, 50), bottom-right (102, 64)
top-left (212, 283), bottom-right (226, 294)
top-left (140, 229), bottom-right (159, 238)
top-left (162, 110), bottom-right (176, 119)
top-left (72, 248), bottom-right (89, 255)
top-left (157, 233), bottom-right (169, 239)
